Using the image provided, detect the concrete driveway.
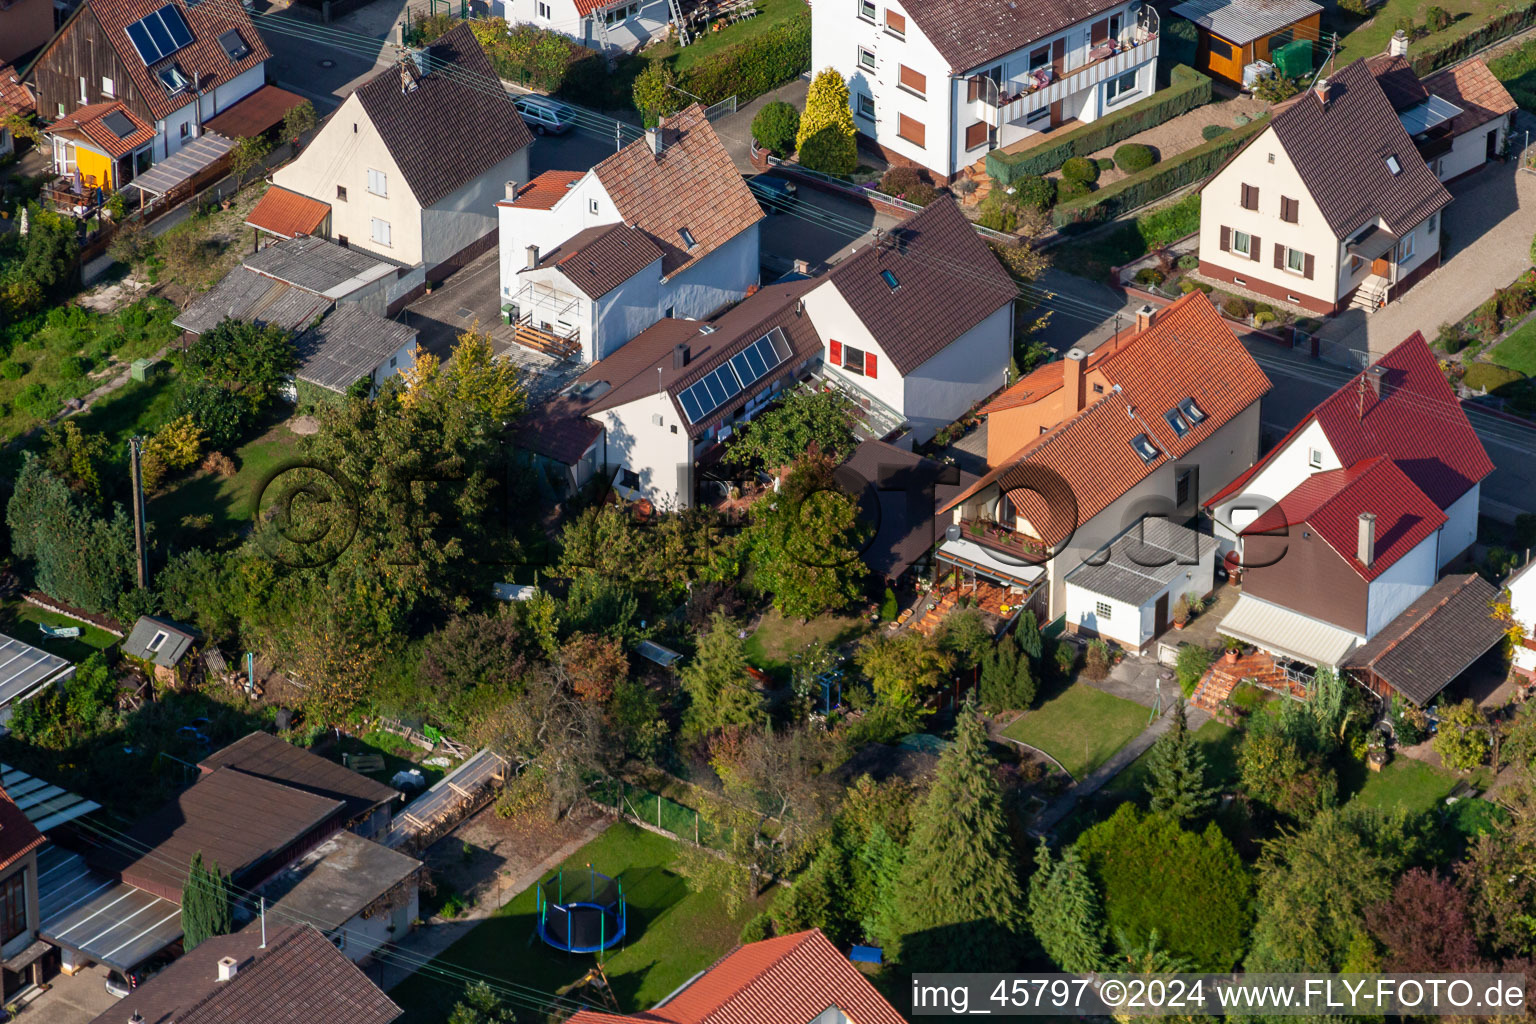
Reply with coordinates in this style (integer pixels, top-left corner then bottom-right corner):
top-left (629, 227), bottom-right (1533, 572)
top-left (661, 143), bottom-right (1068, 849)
top-left (1318, 137), bottom-right (1536, 360)
top-left (16, 967), bottom-right (121, 1024)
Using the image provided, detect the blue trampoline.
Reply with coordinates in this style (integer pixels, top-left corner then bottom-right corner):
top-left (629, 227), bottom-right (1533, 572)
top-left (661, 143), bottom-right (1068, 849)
top-left (536, 866), bottom-right (627, 953)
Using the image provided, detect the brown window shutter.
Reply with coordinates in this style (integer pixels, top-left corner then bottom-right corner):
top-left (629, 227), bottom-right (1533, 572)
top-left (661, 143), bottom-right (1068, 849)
top-left (899, 114), bottom-right (925, 147)
top-left (1220, 226), bottom-right (1230, 252)
top-left (1281, 197), bottom-right (1298, 223)
top-left (967, 76), bottom-right (979, 102)
top-left (886, 9), bottom-right (904, 32)
top-left (965, 121), bottom-right (988, 150)
top-left (1304, 253), bottom-right (1315, 280)
top-left (1250, 235), bottom-right (1261, 262)
top-left (1274, 243), bottom-right (1284, 269)
top-left (1091, 18), bottom-right (1109, 42)
top-left (900, 65), bottom-right (926, 95)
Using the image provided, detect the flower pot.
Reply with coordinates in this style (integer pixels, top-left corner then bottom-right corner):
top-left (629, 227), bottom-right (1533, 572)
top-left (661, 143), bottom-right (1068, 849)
top-left (1173, 620), bottom-right (1186, 630)
top-left (1222, 650), bottom-right (1239, 664)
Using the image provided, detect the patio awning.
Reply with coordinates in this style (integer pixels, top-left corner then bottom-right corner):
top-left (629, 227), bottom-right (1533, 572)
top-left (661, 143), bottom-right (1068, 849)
top-left (0, 633), bottom-right (71, 708)
top-left (38, 846), bottom-right (183, 971)
top-left (1219, 594), bottom-right (1359, 667)
top-left (128, 132), bottom-right (236, 198)
top-left (201, 85), bottom-right (308, 140)
top-left (1346, 226), bottom-right (1399, 262)
top-left (0, 762), bottom-right (100, 832)
top-left (937, 537), bottom-right (1045, 587)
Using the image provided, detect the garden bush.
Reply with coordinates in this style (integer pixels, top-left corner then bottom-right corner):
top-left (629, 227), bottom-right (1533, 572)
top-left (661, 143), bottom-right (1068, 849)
top-left (1501, 284), bottom-right (1534, 322)
top-left (1134, 267), bottom-right (1166, 287)
top-left (1180, 278), bottom-right (1214, 294)
top-left (1426, 5), bottom-right (1452, 30)
top-left (1463, 362), bottom-right (1526, 393)
top-left (1437, 321), bottom-right (1470, 353)
top-left (1255, 311), bottom-right (1277, 326)
top-left (1223, 296), bottom-right (1253, 319)
top-left (977, 191), bottom-right (1021, 232)
top-left (1061, 156), bottom-right (1099, 183)
top-left (985, 65), bottom-right (1212, 183)
top-left (880, 166), bottom-right (924, 195)
top-left (1114, 143), bottom-right (1156, 173)
top-left (1178, 253), bottom-right (1199, 270)
top-left (1201, 123), bottom-right (1232, 141)
top-left (1056, 178), bottom-right (1092, 202)
top-left (1096, 158), bottom-right (1115, 172)
top-left (1176, 644), bottom-right (1214, 697)
top-left (676, 13), bottom-right (812, 103)
top-left (751, 100), bottom-right (801, 157)
top-left (1473, 296), bottom-right (1502, 338)
top-left (0, 360), bottom-right (22, 380)
top-left (1013, 175), bottom-right (1056, 211)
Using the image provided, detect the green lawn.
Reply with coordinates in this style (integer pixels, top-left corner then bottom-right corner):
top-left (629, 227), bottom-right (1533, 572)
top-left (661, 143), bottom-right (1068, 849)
top-left (1492, 317), bottom-right (1536, 376)
top-left (1348, 756), bottom-right (1462, 816)
top-left (0, 599), bottom-right (118, 661)
top-left (1002, 683), bottom-right (1149, 780)
top-left (743, 606), bottom-right (869, 682)
top-left (1103, 719), bottom-right (1243, 798)
top-left (1334, 0), bottom-right (1503, 62)
top-left (389, 823), bottom-right (765, 1022)
top-left (149, 423), bottom-right (303, 547)
top-left (649, 0), bottom-right (805, 73)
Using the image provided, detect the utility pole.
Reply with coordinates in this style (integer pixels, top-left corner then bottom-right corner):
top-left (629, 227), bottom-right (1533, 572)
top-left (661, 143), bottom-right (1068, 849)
top-left (128, 437), bottom-right (148, 589)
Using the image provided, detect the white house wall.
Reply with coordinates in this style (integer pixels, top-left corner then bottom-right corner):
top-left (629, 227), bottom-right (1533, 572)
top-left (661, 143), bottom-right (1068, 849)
top-left (1510, 567), bottom-right (1536, 676)
top-left (421, 146), bottom-right (530, 271)
top-left (1438, 483), bottom-right (1479, 567)
top-left (660, 224), bottom-right (760, 323)
top-left (155, 63), bottom-right (265, 160)
top-left (370, 338), bottom-right (417, 393)
top-left (1063, 585), bottom-right (1142, 648)
top-left (801, 279), bottom-right (908, 410)
top-left (503, 0), bottom-right (670, 50)
top-left (1435, 119), bottom-right (1504, 181)
top-left (1211, 418), bottom-right (1338, 552)
top-left (336, 885), bottom-right (418, 964)
top-left (273, 95), bottom-right (424, 265)
top-left (1365, 533), bottom-right (1436, 637)
top-left (900, 301), bottom-right (1011, 442)
top-left (592, 263), bottom-right (663, 362)
top-left (593, 392), bottom-right (693, 508)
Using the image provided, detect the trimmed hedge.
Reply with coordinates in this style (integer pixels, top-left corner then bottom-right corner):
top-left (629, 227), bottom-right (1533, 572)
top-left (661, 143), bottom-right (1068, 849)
top-left (1412, 0), bottom-right (1536, 76)
top-left (676, 13), bottom-right (812, 103)
top-left (1114, 143), bottom-right (1156, 172)
top-left (1052, 115), bottom-right (1270, 228)
top-left (986, 65), bottom-right (1212, 185)
top-left (1062, 156), bottom-right (1099, 182)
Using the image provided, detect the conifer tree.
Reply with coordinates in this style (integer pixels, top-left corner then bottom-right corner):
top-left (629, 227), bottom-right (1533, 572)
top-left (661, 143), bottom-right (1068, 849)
top-left (1015, 610), bottom-right (1043, 662)
top-left (181, 851), bottom-right (232, 950)
top-left (1145, 699), bottom-right (1217, 824)
top-left (979, 632), bottom-right (1035, 712)
top-left (680, 612), bottom-right (766, 740)
top-left (893, 703), bottom-right (1025, 970)
top-left (1027, 839), bottom-right (1107, 973)
top-left (796, 69), bottom-right (858, 176)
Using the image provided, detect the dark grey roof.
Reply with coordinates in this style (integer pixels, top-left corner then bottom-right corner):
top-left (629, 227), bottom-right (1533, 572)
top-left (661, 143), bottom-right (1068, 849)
top-left (0, 633), bottom-right (70, 707)
top-left (531, 222), bottom-right (664, 299)
top-left (1345, 573), bottom-right (1508, 705)
top-left (199, 731), bottom-right (399, 823)
top-left (295, 305), bottom-right (418, 393)
top-left (354, 24), bottom-right (534, 208)
top-left (38, 846), bottom-right (184, 971)
top-left (122, 615), bottom-right (197, 667)
top-left (839, 439), bottom-right (977, 579)
top-left (245, 235), bottom-right (401, 296)
top-left (1065, 517), bottom-right (1212, 607)
top-left (1171, 0), bottom-right (1322, 45)
top-left (262, 831), bottom-right (420, 932)
top-left (172, 267), bottom-right (331, 336)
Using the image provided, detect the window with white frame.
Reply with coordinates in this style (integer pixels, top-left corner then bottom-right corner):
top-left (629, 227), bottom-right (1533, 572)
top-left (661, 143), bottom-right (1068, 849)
top-left (1397, 232), bottom-right (1415, 262)
top-left (1106, 70), bottom-right (1138, 105)
top-left (147, 630), bottom-right (169, 652)
top-left (1232, 230), bottom-right (1251, 257)
top-left (366, 168), bottom-right (387, 197)
top-left (1308, 447), bottom-right (1323, 468)
top-left (102, 76), bottom-right (115, 98)
top-left (537, 1), bottom-right (551, 16)
top-left (1285, 247), bottom-right (1306, 273)
top-left (858, 0), bottom-right (875, 20)
top-left (370, 218), bottom-right (392, 246)
top-left (856, 93), bottom-right (875, 119)
top-left (79, 76), bottom-right (88, 102)
top-left (1427, 212), bottom-right (1438, 234)
top-left (1095, 601), bottom-right (1113, 620)
top-left (857, 46), bottom-right (875, 71)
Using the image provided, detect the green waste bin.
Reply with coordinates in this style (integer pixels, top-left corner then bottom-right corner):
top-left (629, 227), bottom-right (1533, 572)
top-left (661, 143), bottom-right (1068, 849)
top-left (130, 358), bottom-right (158, 382)
top-left (1272, 39), bottom-right (1313, 80)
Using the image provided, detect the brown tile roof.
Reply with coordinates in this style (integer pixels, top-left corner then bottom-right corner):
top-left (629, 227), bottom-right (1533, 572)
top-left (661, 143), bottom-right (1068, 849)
top-left (86, 922), bottom-right (401, 1024)
top-left (513, 392), bottom-right (606, 465)
top-left (354, 24), bottom-right (533, 208)
top-left (246, 185), bottom-right (331, 239)
top-left (199, 731), bottom-right (397, 824)
top-left (98, 766), bottom-right (346, 902)
top-left (1365, 53), bottom-right (1429, 111)
top-left (1422, 58), bottom-right (1517, 138)
top-left (1267, 58), bottom-right (1453, 237)
top-left (592, 104), bottom-right (763, 278)
top-left (200, 83), bottom-right (307, 140)
top-left (0, 786), bottom-right (44, 875)
top-left (0, 65), bottom-right (33, 119)
top-left (45, 100), bottom-right (155, 158)
top-left (899, 0), bottom-right (1127, 72)
top-left (1346, 572), bottom-right (1508, 705)
top-left (584, 276), bottom-right (824, 437)
top-left (980, 339), bottom-right (1122, 415)
top-left (826, 197), bottom-right (1016, 376)
top-left (532, 222), bottom-right (664, 299)
top-left (87, 0), bottom-right (270, 121)
top-left (499, 169), bottom-right (583, 210)
top-left (567, 929), bottom-right (906, 1024)
top-left (942, 292), bottom-right (1270, 544)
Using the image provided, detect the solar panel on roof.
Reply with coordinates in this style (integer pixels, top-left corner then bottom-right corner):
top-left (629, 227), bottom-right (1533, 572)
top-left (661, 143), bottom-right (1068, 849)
top-left (677, 363), bottom-right (744, 425)
top-left (728, 328), bottom-right (791, 390)
top-left (125, 4), bottom-right (194, 66)
top-left (103, 110), bottom-right (138, 139)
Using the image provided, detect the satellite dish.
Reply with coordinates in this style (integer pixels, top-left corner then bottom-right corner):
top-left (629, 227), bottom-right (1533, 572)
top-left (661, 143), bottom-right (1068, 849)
top-left (945, 524), bottom-right (961, 542)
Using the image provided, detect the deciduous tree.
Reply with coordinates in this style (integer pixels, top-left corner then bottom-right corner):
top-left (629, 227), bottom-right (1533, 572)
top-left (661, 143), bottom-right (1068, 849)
top-left (856, 630), bottom-right (953, 715)
top-left (744, 450), bottom-right (867, 620)
top-left (631, 61), bottom-right (680, 128)
top-left (725, 389), bottom-right (855, 473)
top-left (1365, 868), bottom-right (1486, 972)
top-left (6, 455), bottom-right (135, 614)
top-left (560, 631), bottom-right (628, 704)
top-left (1433, 698), bottom-right (1491, 771)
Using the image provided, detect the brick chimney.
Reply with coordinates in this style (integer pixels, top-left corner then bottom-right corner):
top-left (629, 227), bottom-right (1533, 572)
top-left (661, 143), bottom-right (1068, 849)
top-left (792, 258), bottom-right (810, 275)
top-left (1389, 28), bottom-right (1409, 57)
top-left (1314, 76), bottom-right (1332, 108)
top-left (1064, 347), bottom-right (1088, 413)
top-left (525, 244), bottom-right (539, 270)
top-left (1135, 303), bottom-right (1156, 332)
top-left (1357, 512), bottom-right (1376, 568)
top-left (505, 180), bottom-right (519, 201)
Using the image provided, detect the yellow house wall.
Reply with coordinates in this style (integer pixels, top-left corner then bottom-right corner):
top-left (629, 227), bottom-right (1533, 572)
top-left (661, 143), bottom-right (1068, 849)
top-left (74, 146), bottom-right (115, 189)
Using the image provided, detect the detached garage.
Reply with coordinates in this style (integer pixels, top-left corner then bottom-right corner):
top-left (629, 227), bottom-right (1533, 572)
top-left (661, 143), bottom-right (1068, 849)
top-left (1064, 517), bottom-right (1215, 653)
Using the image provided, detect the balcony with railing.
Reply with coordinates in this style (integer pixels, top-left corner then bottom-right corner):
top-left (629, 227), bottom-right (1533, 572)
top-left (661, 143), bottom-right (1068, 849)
top-left (975, 7), bottom-right (1160, 128)
top-left (42, 175), bottom-right (113, 217)
top-left (809, 368), bottom-right (907, 441)
top-left (954, 517), bottom-right (1051, 565)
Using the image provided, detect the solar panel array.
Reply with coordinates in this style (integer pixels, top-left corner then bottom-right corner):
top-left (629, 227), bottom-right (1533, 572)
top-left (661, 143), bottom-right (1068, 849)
top-left (125, 4), bottom-right (194, 67)
top-left (676, 328), bottom-right (792, 425)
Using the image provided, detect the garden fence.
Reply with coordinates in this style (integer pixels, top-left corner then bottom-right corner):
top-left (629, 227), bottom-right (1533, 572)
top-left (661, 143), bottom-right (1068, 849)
top-left (592, 778), bottom-right (739, 852)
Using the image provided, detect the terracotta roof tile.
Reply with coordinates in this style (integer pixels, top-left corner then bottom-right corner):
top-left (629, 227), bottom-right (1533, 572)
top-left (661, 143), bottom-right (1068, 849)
top-left (246, 185), bottom-right (331, 239)
top-left (593, 104), bottom-right (762, 278)
top-left (1244, 456), bottom-right (1446, 581)
top-left (201, 83), bottom-right (307, 139)
top-left (45, 100), bottom-right (156, 159)
top-left (567, 929), bottom-right (906, 1024)
top-left (500, 169), bottom-right (584, 210)
top-left (354, 25), bottom-right (533, 208)
top-left (826, 197), bottom-right (1016, 376)
top-left (899, 0), bottom-right (1128, 72)
top-left (1267, 58), bottom-right (1452, 237)
top-left (0, 65), bottom-right (33, 120)
top-left (532, 222), bottom-right (664, 299)
top-left (1421, 58), bottom-right (1517, 137)
top-left (1345, 572), bottom-right (1508, 704)
top-left (86, 0), bottom-right (271, 121)
top-left (0, 786), bottom-right (44, 875)
top-left (980, 339), bottom-right (1122, 415)
top-left (943, 292), bottom-right (1270, 543)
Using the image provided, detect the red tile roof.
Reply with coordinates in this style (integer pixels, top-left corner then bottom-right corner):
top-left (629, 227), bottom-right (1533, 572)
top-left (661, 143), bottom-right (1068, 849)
top-left (1244, 456), bottom-right (1446, 581)
top-left (500, 169), bottom-right (583, 210)
top-left (899, 0), bottom-right (1129, 72)
top-left (1421, 58), bottom-right (1517, 137)
top-left (943, 292), bottom-right (1270, 544)
top-left (566, 929), bottom-right (906, 1024)
top-left (246, 185), bottom-right (331, 239)
top-left (86, 0), bottom-right (271, 121)
top-left (200, 83), bottom-right (307, 140)
top-left (592, 104), bottom-right (763, 278)
top-left (0, 786), bottom-right (44, 875)
top-left (0, 64), bottom-right (33, 120)
top-left (980, 337), bottom-right (1122, 415)
top-left (44, 100), bottom-right (155, 158)
top-left (1206, 331), bottom-right (1493, 512)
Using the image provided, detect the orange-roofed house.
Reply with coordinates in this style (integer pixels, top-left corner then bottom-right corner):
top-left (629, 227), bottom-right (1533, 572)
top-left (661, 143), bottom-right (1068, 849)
top-left (936, 291), bottom-right (1270, 641)
top-left (566, 928), bottom-right (907, 1024)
